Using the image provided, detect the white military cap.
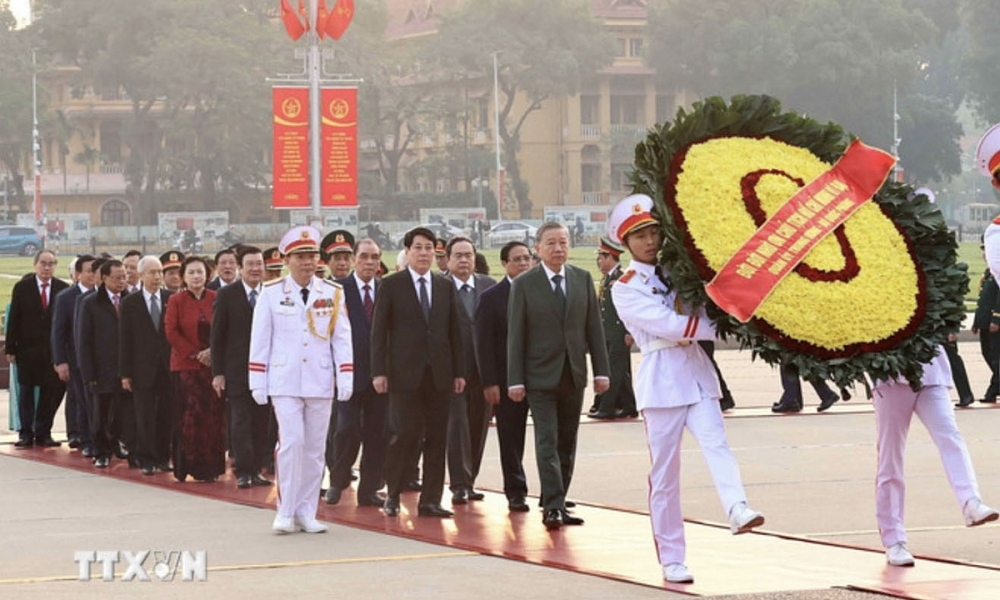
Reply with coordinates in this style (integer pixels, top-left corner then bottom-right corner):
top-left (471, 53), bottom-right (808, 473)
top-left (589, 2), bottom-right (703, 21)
top-left (279, 225), bottom-right (321, 255)
top-left (975, 123), bottom-right (1000, 178)
top-left (607, 193), bottom-right (657, 245)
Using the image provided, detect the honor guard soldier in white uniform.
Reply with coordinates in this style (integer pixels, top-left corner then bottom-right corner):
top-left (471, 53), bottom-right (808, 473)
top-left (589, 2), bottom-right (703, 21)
top-left (249, 226), bottom-right (353, 534)
top-left (608, 194), bottom-right (764, 584)
top-left (976, 125), bottom-right (1000, 280)
top-left (872, 348), bottom-right (998, 567)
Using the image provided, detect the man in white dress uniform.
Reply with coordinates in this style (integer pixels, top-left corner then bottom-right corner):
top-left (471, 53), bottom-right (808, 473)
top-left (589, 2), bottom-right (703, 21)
top-left (872, 348), bottom-right (998, 566)
top-left (608, 194), bottom-right (764, 584)
top-left (249, 226), bottom-right (353, 534)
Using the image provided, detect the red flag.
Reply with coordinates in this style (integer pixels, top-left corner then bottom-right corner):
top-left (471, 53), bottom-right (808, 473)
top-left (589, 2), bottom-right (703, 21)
top-left (298, 0), bottom-right (309, 30)
top-left (280, 0), bottom-right (305, 41)
top-left (325, 0), bottom-right (355, 40)
top-left (316, 0), bottom-right (329, 39)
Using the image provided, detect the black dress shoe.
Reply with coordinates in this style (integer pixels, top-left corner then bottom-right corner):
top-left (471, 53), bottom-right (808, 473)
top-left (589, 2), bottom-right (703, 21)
top-left (142, 466), bottom-right (156, 476)
top-left (451, 489), bottom-right (469, 505)
top-left (36, 437), bottom-right (62, 448)
top-left (980, 396), bottom-right (997, 404)
top-left (840, 388), bottom-right (852, 402)
top-left (250, 473), bottom-right (272, 486)
top-left (68, 437), bottom-right (81, 449)
top-left (237, 475), bottom-right (252, 489)
top-left (114, 443), bottom-right (130, 459)
top-left (543, 509), bottom-right (563, 530)
top-left (508, 497), bottom-right (530, 512)
top-left (615, 409), bottom-right (639, 418)
top-left (817, 395), bottom-right (839, 413)
top-left (418, 503), bottom-right (454, 518)
top-left (771, 401), bottom-right (802, 413)
top-left (405, 479), bottom-right (423, 491)
top-left (94, 456), bottom-right (110, 468)
top-left (956, 396), bottom-right (976, 408)
top-left (358, 493), bottom-right (386, 507)
top-left (324, 487), bottom-right (342, 505)
top-left (14, 439), bottom-right (33, 449)
top-left (82, 447), bottom-right (97, 458)
top-left (719, 396), bottom-right (736, 412)
top-left (587, 411), bottom-right (616, 420)
top-left (467, 489), bottom-right (485, 501)
top-left (565, 500), bottom-right (576, 508)
top-left (560, 509), bottom-right (584, 525)
top-left (384, 495), bottom-right (401, 516)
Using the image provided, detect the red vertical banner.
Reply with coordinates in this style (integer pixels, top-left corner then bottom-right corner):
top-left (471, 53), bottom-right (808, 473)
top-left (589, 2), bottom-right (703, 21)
top-left (272, 86), bottom-right (310, 208)
top-left (320, 87), bottom-right (358, 207)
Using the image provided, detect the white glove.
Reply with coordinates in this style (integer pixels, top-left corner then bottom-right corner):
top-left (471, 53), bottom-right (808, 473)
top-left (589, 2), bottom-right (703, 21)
top-left (336, 386), bottom-right (353, 402)
top-left (251, 389), bottom-right (268, 406)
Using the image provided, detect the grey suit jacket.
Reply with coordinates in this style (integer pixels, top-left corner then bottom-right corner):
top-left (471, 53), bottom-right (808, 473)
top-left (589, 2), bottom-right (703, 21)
top-left (506, 263), bottom-right (609, 391)
top-left (448, 272), bottom-right (496, 382)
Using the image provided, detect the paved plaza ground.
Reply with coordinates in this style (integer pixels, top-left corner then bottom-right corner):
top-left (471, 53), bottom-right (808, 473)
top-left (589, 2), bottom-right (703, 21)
top-left (2, 342), bottom-right (998, 599)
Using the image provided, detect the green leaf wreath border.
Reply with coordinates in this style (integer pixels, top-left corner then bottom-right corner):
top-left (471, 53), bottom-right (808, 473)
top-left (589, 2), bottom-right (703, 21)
top-left (628, 95), bottom-right (968, 388)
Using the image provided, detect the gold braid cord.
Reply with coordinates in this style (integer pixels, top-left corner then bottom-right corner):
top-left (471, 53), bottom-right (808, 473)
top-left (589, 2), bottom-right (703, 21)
top-left (306, 288), bottom-right (341, 341)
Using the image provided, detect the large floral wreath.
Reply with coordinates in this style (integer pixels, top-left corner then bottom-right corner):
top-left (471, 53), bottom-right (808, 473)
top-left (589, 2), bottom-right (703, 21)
top-left (629, 95), bottom-right (968, 388)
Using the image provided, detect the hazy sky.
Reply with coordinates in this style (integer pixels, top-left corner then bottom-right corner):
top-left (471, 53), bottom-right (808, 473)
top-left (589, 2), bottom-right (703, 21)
top-left (10, 0), bottom-right (29, 26)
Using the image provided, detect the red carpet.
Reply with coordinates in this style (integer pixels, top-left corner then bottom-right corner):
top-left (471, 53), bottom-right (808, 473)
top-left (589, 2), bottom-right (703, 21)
top-left (4, 443), bottom-right (1000, 598)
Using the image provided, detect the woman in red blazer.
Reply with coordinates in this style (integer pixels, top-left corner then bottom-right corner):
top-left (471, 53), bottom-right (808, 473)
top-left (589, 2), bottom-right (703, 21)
top-left (165, 256), bottom-right (223, 482)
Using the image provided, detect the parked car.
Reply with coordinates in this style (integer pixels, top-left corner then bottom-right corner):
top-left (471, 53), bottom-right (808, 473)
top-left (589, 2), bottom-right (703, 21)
top-left (391, 222), bottom-right (465, 249)
top-left (0, 226), bottom-right (44, 256)
top-left (485, 221), bottom-right (537, 248)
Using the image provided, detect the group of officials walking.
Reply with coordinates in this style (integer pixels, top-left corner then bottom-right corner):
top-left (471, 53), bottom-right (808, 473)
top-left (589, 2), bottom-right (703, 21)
top-left (8, 162), bottom-right (1000, 583)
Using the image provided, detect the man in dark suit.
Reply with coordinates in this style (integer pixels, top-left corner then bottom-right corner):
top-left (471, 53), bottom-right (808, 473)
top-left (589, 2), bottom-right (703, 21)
top-left (51, 254), bottom-right (97, 453)
top-left (444, 236), bottom-right (496, 505)
top-left (78, 259), bottom-right (130, 468)
top-left (475, 241), bottom-right (533, 512)
top-left (120, 255), bottom-right (174, 475)
top-left (210, 246), bottom-right (272, 488)
top-left (6, 250), bottom-right (69, 448)
top-left (590, 237), bottom-right (636, 419)
top-left (508, 222), bottom-right (610, 529)
top-left (325, 238), bottom-right (389, 507)
top-left (372, 227), bottom-right (465, 518)
top-left (970, 256), bottom-right (1000, 406)
top-left (207, 247), bottom-right (238, 291)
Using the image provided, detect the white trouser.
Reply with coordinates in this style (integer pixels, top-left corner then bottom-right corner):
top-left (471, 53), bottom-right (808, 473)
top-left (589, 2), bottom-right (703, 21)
top-left (272, 396), bottom-right (333, 520)
top-left (643, 389), bottom-right (748, 565)
top-left (873, 384), bottom-right (980, 547)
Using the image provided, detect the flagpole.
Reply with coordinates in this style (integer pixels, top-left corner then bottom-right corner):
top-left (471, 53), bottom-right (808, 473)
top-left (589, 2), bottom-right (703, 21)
top-left (309, 0), bottom-right (322, 221)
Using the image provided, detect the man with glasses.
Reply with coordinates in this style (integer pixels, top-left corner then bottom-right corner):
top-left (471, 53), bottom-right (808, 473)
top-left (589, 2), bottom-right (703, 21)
top-left (7, 250), bottom-right (69, 448)
top-left (475, 241), bottom-right (533, 512)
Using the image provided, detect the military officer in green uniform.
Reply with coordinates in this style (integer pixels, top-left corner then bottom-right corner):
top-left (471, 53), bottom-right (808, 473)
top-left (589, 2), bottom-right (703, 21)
top-left (589, 237), bottom-right (637, 419)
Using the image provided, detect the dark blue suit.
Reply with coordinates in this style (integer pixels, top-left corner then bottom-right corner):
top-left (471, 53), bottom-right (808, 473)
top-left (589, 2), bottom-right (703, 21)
top-left (474, 277), bottom-right (529, 501)
top-left (51, 284), bottom-right (89, 447)
top-left (328, 274), bottom-right (388, 497)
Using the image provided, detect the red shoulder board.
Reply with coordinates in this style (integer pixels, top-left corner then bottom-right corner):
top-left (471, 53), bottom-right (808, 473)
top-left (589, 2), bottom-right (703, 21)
top-left (618, 269), bottom-right (635, 284)
top-left (993, 215), bottom-right (1000, 225)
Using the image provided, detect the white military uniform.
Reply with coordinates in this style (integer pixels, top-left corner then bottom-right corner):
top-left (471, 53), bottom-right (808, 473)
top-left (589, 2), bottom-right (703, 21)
top-left (612, 259), bottom-right (752, 566)
top-left (249, 274), bottom-right (353, 522)
top-left (976, 125), bottom-right (1000, 280)
top-left (872, 346), bottom-right (985, 548)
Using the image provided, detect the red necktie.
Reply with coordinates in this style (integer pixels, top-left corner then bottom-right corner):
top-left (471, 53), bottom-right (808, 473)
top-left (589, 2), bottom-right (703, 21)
top-left (112, 294), bottom-right (120, 315)
top-left (363, 284), bottom-right (373, 322)
top-left (40, 282), bottom-right (49, 311)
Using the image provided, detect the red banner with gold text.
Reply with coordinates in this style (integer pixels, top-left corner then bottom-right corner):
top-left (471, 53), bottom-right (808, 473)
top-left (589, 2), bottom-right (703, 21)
top-left (272, 86), bottom-right (310, 208)
top-left (320, 87), bottom-right (358, 207)
top-left (704, 140), bottom-right (896, 323)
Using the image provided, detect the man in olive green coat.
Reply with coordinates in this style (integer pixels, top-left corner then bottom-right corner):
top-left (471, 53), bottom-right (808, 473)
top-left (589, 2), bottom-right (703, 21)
top-left (507, 222), bottom-right (610, 530)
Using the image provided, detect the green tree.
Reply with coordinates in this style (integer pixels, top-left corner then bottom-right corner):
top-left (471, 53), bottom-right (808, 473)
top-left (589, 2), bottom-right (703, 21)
top-left (648, 0), bottom-right (962, 184)
top-left (961, 0), bottom-right (1000, 124)
top-left (433, 0), bottom-right (616, 217)
top-left (0, 3), bottom-right (34, 210)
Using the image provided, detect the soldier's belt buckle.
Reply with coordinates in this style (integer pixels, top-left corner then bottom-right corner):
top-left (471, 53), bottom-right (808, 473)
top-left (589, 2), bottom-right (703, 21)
top-left (678, 341), bottom-right (692, 347)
